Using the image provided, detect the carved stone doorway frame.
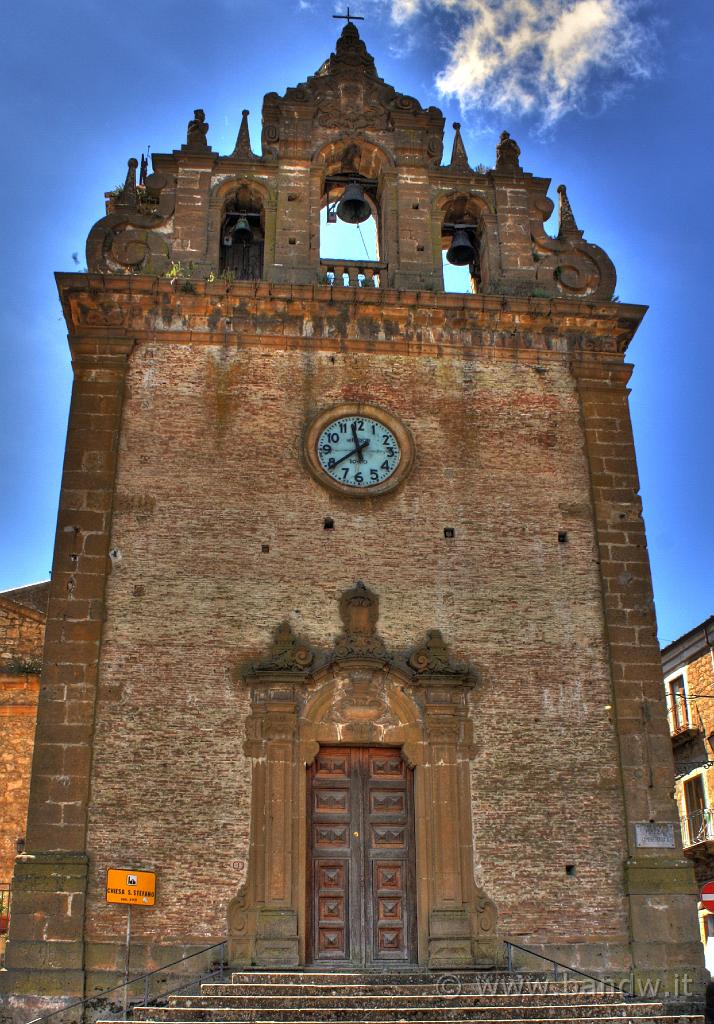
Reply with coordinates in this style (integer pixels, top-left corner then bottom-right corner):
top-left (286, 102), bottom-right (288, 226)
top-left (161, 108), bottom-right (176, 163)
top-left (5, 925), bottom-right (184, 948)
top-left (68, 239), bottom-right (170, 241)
top-left (228, 585), bottom-right (497, 968)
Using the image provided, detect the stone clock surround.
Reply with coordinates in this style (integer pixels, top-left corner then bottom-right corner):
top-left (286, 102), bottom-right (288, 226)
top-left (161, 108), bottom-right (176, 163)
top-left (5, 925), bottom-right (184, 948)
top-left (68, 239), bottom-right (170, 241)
top-left (304, 402), bottom-right (415, 497)
top-left (227, 583), bottom-right (498, 968)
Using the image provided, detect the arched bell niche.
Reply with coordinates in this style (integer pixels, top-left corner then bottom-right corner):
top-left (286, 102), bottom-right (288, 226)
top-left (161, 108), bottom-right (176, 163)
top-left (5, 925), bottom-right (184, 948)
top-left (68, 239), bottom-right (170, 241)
top-left (439, 193), bottom-right (493, 295)
top-left (220, 186), bottom-right (265, 279)
top-left (208, 180), bottom-right (270, 281)
top-left (227, 583), bottom-right (498, 969)
top-left (315, 140), bottom-right (393, 288)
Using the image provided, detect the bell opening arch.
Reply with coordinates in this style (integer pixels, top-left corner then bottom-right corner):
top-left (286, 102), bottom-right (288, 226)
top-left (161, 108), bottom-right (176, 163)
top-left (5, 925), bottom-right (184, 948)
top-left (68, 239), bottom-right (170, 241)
top-left (315, 140), bottom-right (393, 288)
top-left (439, 192), bottom-right (492, 295)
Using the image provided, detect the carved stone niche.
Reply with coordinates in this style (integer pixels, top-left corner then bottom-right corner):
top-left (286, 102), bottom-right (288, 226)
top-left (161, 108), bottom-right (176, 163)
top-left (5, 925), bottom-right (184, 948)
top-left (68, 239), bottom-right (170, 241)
top-left (227, 584), bottom-right (498, 969)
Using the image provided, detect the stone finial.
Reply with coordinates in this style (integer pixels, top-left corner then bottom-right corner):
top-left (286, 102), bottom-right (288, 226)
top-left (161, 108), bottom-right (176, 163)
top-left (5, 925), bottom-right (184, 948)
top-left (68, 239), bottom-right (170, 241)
top-left (408, 629), bottom-right (453, 673)
top-left (335, 21), bottom-right (374, 70)
top-left (448, 123), bottom-right (471, 173)
top-left (557, 184), bottom-right (583, 241)
top-left (232, 109), bottom-right (254, 160)
top-left (495, 130), bottom-right (522, 174)
top-left (116, 158), bottom-right (139, 210)
top-left (315, 21), bottom-right (377, 78)
top-left (256, 621), bottom-right (313, 672)
top-left (334, 582), bottom-right (387, 660)
top-left (186, 108), bottom-right (210, 151)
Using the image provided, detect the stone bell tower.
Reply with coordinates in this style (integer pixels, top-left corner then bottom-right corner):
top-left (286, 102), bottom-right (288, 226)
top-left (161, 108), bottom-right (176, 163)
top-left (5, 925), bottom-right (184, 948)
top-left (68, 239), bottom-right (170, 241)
top-left (1, 22), bottom-right (703, 1021)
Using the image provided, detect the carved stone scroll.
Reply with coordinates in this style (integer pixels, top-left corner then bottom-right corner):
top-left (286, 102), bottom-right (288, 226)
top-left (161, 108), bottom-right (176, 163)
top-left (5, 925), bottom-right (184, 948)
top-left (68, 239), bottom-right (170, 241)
top-left (86, 160), bottom-right (176, 275)
top-left (530, 183), bottom-right (617, 300)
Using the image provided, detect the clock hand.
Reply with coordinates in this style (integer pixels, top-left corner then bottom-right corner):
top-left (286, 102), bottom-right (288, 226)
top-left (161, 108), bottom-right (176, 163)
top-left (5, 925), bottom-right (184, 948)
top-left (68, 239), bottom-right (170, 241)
top-left (331, 439), bottom-right (369, 468)
top-left (351, 422), bottom-right (365, 462)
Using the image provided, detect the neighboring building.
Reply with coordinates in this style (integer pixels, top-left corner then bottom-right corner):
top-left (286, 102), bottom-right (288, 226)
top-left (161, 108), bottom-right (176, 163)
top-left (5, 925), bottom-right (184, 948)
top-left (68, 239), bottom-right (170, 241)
top-left (662, 615), bottom-right (714, 972)
top-left (0, 582), bottom-right (49, 960)
top-left (1, 24), bottom-right (704, 1022)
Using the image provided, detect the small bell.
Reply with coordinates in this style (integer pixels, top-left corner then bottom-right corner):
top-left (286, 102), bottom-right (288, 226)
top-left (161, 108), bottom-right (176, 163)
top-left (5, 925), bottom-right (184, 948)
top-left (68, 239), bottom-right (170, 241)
top-left (222, 233), bottom-right (233, 247)
top-left (336, 182), bottom-right (371, 225)
top-left (446, 227), bottom-right (476, 267)
top-left (233, 217), bottom-right (253, 243)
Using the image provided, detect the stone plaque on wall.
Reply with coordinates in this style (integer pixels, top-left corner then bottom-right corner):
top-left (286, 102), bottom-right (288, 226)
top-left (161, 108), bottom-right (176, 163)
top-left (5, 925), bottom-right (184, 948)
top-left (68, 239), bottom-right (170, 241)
top-left (634, 822), bottom-right (676, 849)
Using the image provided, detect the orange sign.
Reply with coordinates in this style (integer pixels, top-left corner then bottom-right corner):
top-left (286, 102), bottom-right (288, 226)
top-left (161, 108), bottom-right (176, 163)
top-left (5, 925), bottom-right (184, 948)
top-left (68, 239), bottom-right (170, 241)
top-left (106, 868), bottom-right (156, 906)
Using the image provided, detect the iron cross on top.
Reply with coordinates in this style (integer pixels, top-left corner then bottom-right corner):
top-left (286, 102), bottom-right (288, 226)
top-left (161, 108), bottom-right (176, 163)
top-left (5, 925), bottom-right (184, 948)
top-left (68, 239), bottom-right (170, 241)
top-left (333, 7), bottom-right (364, 23)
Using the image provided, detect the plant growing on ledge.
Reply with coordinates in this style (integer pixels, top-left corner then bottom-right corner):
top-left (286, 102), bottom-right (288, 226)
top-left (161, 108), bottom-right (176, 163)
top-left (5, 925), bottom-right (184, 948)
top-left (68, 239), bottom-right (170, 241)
top-left (165, 260), bottom-right (197, 282)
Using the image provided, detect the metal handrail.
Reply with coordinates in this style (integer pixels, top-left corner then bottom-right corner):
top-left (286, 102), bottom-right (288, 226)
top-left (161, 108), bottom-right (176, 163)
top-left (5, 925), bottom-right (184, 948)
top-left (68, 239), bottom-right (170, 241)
top-left (504, 939), bottom-right (640, 1001)
top-left (25, 940), bottom-right (227, 1024)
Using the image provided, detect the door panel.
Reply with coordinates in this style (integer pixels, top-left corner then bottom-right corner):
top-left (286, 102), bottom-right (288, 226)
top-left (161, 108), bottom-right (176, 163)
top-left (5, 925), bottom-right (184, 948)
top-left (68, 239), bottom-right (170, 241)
top-left (308, 745), bottom-right (416, 965)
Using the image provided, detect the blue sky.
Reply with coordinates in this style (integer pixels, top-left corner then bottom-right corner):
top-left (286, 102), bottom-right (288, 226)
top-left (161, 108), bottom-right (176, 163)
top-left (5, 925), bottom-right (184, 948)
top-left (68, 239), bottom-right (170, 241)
top-left (0, 0), bottom-right (711, 646)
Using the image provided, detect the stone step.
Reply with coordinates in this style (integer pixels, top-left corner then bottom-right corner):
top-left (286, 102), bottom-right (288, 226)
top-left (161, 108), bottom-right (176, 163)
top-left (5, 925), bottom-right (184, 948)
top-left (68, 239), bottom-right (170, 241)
top-left (102, 1018), bottom-right (704, 1024)
top-left (218, 984), bottom-right (610, 997)
top-left (131, 1005), bottom-right (668, 1023)
top-left (228, 974), bottom-right (557, 987)
top-left (197, 992), bottom-right (632, 1006)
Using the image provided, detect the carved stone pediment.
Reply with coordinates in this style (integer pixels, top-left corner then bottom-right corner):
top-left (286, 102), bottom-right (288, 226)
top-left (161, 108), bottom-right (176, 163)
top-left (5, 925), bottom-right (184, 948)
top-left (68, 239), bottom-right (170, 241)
top-left (260, 24), bottom-right (443, 161)
top-left (237, 583), bottom-right (477, 694)
top-left (407, 629), bottom-right (466, 677)
top-left (254, 621), bottom-right (314, 672)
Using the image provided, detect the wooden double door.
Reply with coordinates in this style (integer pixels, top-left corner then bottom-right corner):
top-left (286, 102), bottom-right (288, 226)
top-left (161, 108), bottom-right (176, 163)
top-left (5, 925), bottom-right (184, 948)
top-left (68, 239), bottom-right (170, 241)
top-left (308, 746), bottom-right (417, 965)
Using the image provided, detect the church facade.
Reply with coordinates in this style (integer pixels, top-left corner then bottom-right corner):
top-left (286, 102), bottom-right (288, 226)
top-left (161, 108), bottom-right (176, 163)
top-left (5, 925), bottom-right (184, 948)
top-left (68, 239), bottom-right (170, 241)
top-left (2, 24), bottom-right (703, 1019)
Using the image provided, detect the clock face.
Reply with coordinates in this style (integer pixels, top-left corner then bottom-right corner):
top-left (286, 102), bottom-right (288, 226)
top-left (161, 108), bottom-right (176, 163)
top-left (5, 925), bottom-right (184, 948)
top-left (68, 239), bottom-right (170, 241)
top-left (316, 415), bottom-right (401, 489)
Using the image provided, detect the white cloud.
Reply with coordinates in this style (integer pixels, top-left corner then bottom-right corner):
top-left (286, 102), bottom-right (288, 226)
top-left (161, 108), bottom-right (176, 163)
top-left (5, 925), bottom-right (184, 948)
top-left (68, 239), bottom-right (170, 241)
top-left (392, 0), bottom-right (655, 125)
top-left (391, 0), bottom-right (422, 23)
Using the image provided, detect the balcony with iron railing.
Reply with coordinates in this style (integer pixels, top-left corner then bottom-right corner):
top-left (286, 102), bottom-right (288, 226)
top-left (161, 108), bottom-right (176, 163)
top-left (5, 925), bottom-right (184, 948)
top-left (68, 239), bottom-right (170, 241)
top-left (667, 693), bottom-right (704, 745)
top-left (680, 808), bottom-right (714, 850)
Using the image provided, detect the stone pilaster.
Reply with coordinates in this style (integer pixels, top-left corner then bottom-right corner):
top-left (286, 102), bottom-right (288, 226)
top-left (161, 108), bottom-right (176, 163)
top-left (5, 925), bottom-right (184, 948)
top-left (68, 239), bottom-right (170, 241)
top-left (573, 358), bottom-right (705, 985)
top-left (229, 677), bottom-right (301, 967)
top-left (419, 682), bottom-right (496, 967)
top-left (1, 334), bottom-right (132, 1015)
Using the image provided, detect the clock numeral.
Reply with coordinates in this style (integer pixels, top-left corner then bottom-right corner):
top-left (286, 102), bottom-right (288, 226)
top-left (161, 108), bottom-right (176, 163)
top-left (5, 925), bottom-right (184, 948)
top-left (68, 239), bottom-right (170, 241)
top-left (380, 460), bottom-right (390, 471)
top-left (320, 444), bottom-right (332, 454)
top-left (370, 469), bottom-right (379, 481)
top-left (339, 421), bottom-right (347, 433)
top-left (385, 446), bottom-right (395, 457)
top-left (328, 432), bottom-right (339, 443)
top-left (354, 472), bottom-right (364, 485)
top-left (327, 458), bottom-right (336, 468)
top-left (341, 468), bottom-right (349, 480)
top-left (356, 419), bottom-right (364, 431)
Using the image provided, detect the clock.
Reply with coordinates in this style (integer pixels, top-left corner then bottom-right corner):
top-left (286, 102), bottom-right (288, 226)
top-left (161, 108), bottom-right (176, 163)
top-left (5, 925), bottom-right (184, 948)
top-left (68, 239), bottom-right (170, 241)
top-left (305, 403), bottom-right (414, 497)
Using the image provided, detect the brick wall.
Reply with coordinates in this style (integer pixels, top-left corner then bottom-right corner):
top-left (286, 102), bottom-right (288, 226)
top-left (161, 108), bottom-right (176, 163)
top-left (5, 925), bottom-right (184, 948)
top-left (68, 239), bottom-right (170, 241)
top-left (81, 339), bottom-right (629, 953)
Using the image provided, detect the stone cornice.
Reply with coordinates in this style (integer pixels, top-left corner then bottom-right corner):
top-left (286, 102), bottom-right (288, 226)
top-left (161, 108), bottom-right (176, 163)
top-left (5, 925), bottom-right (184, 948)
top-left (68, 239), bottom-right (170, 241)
top-left (56, 273), bottom-right (646, 359)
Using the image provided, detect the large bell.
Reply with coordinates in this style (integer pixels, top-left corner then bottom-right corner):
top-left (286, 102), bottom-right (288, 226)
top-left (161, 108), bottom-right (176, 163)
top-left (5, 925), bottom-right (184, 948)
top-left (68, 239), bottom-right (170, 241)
top-left (232, 216), bottom-right (253, 244)
top-left (446, 227), bottom-right (476, 267)
top-left (336, 182), bottom-right (371, 225)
